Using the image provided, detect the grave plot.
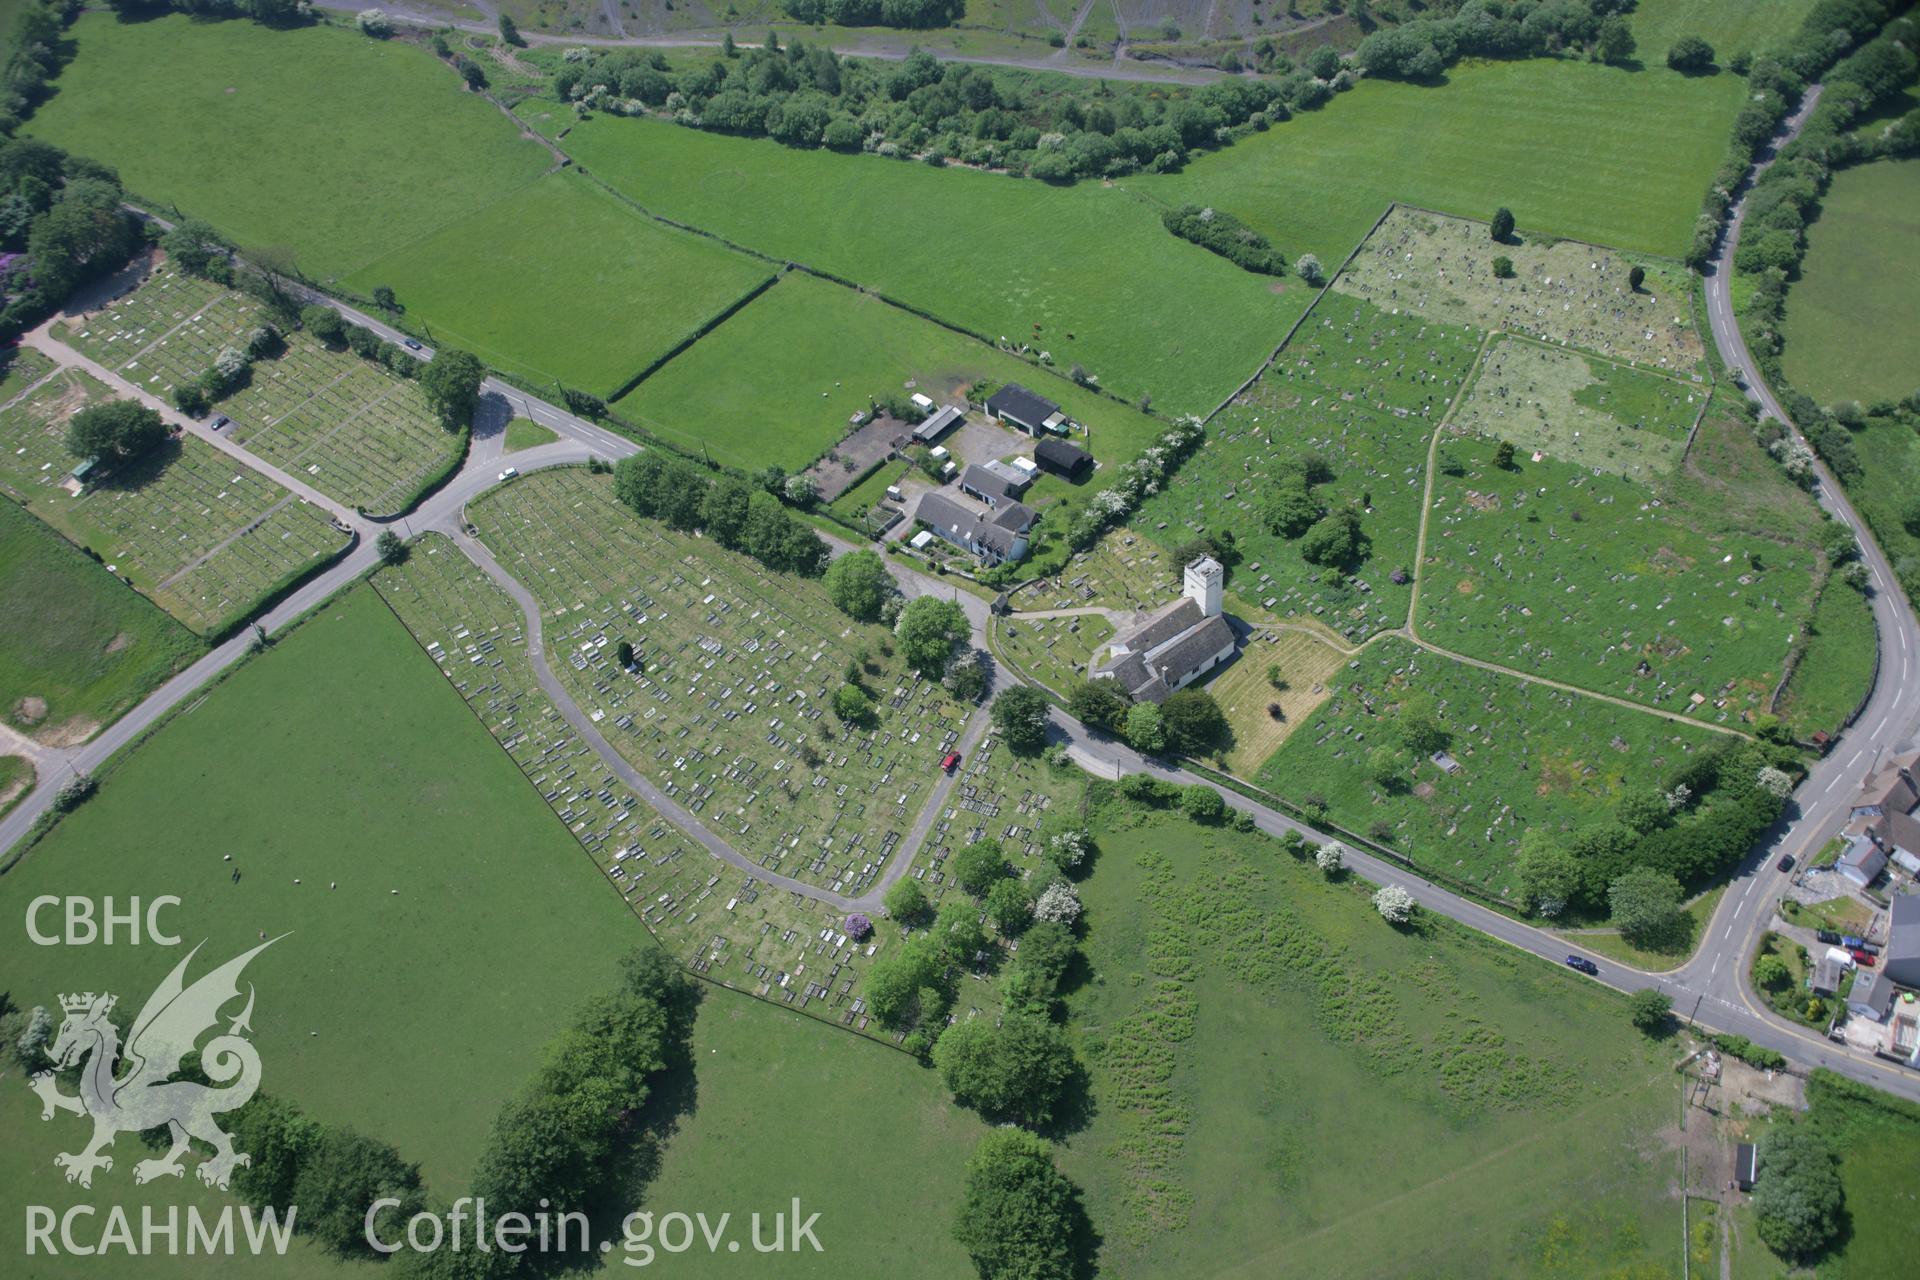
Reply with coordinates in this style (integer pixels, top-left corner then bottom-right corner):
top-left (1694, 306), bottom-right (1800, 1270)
top-left (0, 369), bottom-right (347, 635)
top-left (469, 467), bottom-right (973, 897)
top-left (994, 610), bottom-right (1113, 694)
top-left (1134, 292), bottom-right (1484, 642)
top-left (1256, 637), bottom-right (1720, 898)
top-left (59, 265), bottom-right (462, 515)
top-left (217, 334), bottom-right (460, 515)
top-left (1335, 206), bottom-right (1705, 373)
top-left (371, 535), bottom-right (894, 1037)
top-left (1449, 337), bottom-right (1701, 481)
top-left (1417, 434), bottom-right (1820, 721)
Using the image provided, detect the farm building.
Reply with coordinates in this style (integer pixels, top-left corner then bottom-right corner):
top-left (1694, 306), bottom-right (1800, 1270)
top-left (914, 492), bottom-right (1034, 566)
top-left (1034, 437), bottom-right (1093, 480)
top-left (1734, 1144), bottom-right (1757, 1192)
top-left (960, 460), bottom-right (1034, 508)
top-left (1092, 556), bottom-right (1237, 704)
top-left (912, 404), bottom-right (964, 444)
top-left (986, 383), bottom-right (1069, 436)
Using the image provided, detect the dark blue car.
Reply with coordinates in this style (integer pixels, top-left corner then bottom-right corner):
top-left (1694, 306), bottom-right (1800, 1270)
top-left (1564, 955), bottom-right (1599, 976)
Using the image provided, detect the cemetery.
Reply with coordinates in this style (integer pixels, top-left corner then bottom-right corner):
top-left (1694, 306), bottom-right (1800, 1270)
top-left (1257, 636), bottom-right (1722, 897)
top-left (54, 263), bottom-right (463, 515)
top-left (371, 534), bottom-right (895, 1035)
top-left (0, 366), bottom-right (348, 635)
top-left (994, 608), bottom-right (1115, 695)
top-left (1448, 336), bottom-right (1702, 481)
top-left (1201, 626), bottom-right (1352, 777)
top-left (468, 467), bottom-right (973, 897)
top-left (1334, 205), bottom-right (1707, 373)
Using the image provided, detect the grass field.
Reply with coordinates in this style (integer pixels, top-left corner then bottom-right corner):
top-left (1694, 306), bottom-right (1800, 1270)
top-left (1059, 809), bottom-right (1684, 1277)
top-left (0, 588), bottom-right (645, 1197)
top-left (1201, 627), bottom-right (1351, 776)
top-left (0, 496), bottom-right (200, 742)
top-left (1629, 0), bottom-right (1819, 54)
top-left (1256, 636), bottom-right (1722, 898)
top-left (0, 367), bottom-right (349, 635)
top-left (27, 15), bottom-right (551, 281)
top-left (1780, 158), bottom-right (1920, 406)
top-left (348, 172), bottom-right (777, 398)
top-left (1777, 575), bottom-right (1877, 740)
top-left (1145, 56), bottom-right (1748, 263)
top-left (1416, 419), bottom-right (1822, 721)
top-left (548, 112), bottom-right (1306, 417)
top-left (617, 272), bottom-right (1161, 474)
top-left (503, 416), bottom-right (558, 452)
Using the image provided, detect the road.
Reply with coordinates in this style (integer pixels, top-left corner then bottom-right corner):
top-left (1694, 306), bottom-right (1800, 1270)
top-left (9, 105), bottom-right (1919, 1098)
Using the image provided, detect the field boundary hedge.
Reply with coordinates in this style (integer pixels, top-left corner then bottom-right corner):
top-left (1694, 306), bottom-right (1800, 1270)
top-left (603, 269), bottom-right (782, 404)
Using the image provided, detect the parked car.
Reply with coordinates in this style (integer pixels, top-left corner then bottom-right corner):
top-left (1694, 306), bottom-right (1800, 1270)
top-left (211, 415), bottom-right (230, 431)
top-left (1564, 955), bottom-right (1599, 976)
top-left (940, 752), bottom-right (961, 774)
top-left (1817, 929), bottom-right (1843, 946)
top-left (1776, 854), bottom-right (1795, 872)
top-left (1842, 934), bottom-right (1868, 951)
top-left (403, 338), bottom-right (423, 351)
top-left (497, 466), bottom-right (518, 482)
top-left (1852, 949), bottom-right (1877, 967)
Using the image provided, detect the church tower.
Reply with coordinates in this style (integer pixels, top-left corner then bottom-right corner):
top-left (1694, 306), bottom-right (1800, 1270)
top-left (1184, 556), bottom-right (1223, 618)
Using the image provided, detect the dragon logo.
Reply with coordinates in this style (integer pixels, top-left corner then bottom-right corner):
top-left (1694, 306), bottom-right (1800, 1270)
top-left (28, 937), bottom-right (280, 1190)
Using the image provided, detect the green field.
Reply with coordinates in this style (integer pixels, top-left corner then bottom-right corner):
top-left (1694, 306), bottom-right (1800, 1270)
top-left (1780, 158), bottom-right (1920, 405)
top-left (1146, 57), bottom-right (1747, 263)
top-left (1256, 636), bottom-right (1722, 898)
top-left (502, 416), bottom-right (558, 452)
top-left (0, 588), bottom-right (643, 1197)
top-left (348, 172), bottom-right (777, 398)
top-left (618, 271), bottom-right (1161, 474)
top-left (1628, 0), bottom-right (1819, 53)
top-left (550, 112), bottom-right (1307, 416)
top-left (27, 14), bottom-right (551, 280)
top-left (1060, 809), bottom-right (1684, 1277)
top-left (0, 496), bottom-right (200, 742)
top-left (1777, 574), bottom-right (1878, 740)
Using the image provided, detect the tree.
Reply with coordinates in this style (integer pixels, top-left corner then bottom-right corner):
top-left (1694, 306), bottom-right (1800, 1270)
top-left (1066, 680), bottom-right (1129, 735)
top-left (953, 839), bottom-right (1009, 897)
top-left (953, 1130), bottom-right (1081, 1280)
top-left (832, 683), bottom-right (872, 723)
top-left (986, 878), bottom-right (1034, 936)
top-left (1180, 784), bottom-right (1225, 823)
top-left (1373, 884), bottom-right (1415, 924)
top-left (1516, 832), bottom-right (1579, 917)
top-left (1752, 1128), bottom-right (1844, 1261)
top-left (933, 900), bottom-right (988, 965)
top-left (1299, 508), bottom-right (1364, 567)
top-left (1490, 207), bottom-right (1515, 243)
top-left (1492, 255), bottom-right (1514, 278)
top-left (375, 531), bottom-right (407, 566)
top-left (1033, 880), bottom-right (1081, 926)
top-left (1494, 440), bottom-right (1517, 469)
top-left (884, 877), bottom-right (930, 925)
top-left (160, 218), bottom-right (230, 277)
top-left (934, 1013), bottom-right (1077, 1127)
top-left (1594, 15), bottom-right (1635, 65)
top-left (1608, 866), bottom-right (1683, 944)
top-left (1125, 702), bottom-right (1167, 753)
top-left (992, 685), bottom-right (1051, 755)
top-left (65, 400), bottom-right (166, 465)
top-left (1366, 743), bottom-right (1405, 786)
top-left (300, 304), bottom-right (346, 346)
top-left (1628, 264), bottom-right (1647, 292)
top-left (371, 286), bottom-right (398, 312)
top-left (1752, 954), bottom-right (1791, 988)
top-left (1295, 252), bottom-right (1325, 285)
top-left (823, 549), bottom-right (893, 621)
top-left (292, 1128), bottom-right (423, 1256)
top-left (1263, 475), bottom-right (1324, 538)
top-left (1315, 842), bottom-right (1344, 874)
top-left (1395, 697), bottom-right (1447, 756)
top-left (945, 648), bottom-right (989, 703)
top-left (418, 348), bottom-right (484, 429)
top-left (1160, 689), bottom-right (1228, 753)
top-left (896, 596), bottom-right (969, 677)
top-left (1626, 988), bottom-right (1672, 1033)
top-left (616, 640), bottom-right (635, 669)
top-left (1667, 35), bottom-right (1715, 73)
top-left (498, 12), bottom-right (522, 44)
top-left (29, 180), bottom-right (139, 302)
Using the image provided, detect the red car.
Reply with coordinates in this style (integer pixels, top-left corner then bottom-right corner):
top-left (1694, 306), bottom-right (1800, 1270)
top-left (940, 752), bottom-right (961, 774)
top-left (1852, 949), bottom-right (1877, 967)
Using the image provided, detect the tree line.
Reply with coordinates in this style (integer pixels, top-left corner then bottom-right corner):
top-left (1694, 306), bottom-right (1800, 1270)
top-left (1354, 0), bottom-right (1640, 82)
top-left (0, 137), bottom-right (141, 339)
top-left (613, 451), bottom-right (830, 577)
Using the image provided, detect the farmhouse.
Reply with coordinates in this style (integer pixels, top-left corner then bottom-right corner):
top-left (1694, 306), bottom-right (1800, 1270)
top-left (1092, 556), bottom-right (1237, 704)
top-left (960, 460), bottom-right (1034, 508)
top-left (912, 404), bottom-right (964, 445)
top-left (986, 383), bottom-right (1069, 436)
top-left (914, 491), bottom-right (1034, 566)
top-left (1034, 437), bottom-right (1093, 480)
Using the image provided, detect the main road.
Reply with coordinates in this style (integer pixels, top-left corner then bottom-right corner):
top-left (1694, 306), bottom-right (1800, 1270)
top-left (7, 93), bottom-right (1917, 1098)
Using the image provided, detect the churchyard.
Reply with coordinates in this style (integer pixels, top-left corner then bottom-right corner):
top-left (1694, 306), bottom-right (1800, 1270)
top-left (1200, 626), bottom-right (1352, 777)
top-left (468, 467), bottom-right (973, 897)
top-left (993, 609), bottom-right (1114, 695)
top-left (1334, 205), bottom-right (1707, 373)
top-left (54, 263), bottom-right (463, 515)
top-left (1448, 336), bottom-right (1703, 481)
top-left (1256, 636), bottom-right (1722, 898)
top-left (370, 535), bottom-right (895, 1034)
top-left (1415, 433), bottom-right (1820, 721)
top-left (1133, 290), bottom-right (1485, 643)
top-left (0, 366), bottom-right (347, 635)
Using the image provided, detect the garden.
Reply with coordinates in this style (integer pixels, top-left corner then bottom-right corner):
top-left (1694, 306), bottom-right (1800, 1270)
top-left (0, 367), bottom-right (348, 635)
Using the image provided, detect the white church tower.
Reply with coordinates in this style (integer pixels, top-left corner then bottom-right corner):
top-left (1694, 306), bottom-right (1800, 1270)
top-left (1184, 556), bottom-right (1223, 619)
